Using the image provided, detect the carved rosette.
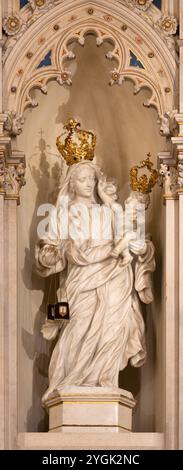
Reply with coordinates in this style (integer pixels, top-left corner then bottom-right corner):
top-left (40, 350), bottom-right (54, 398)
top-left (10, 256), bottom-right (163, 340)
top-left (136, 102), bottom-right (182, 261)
top-left (57, 71), bottom-right (72, 86)
top-left (109, 69), bottom-right (124, 86)
top-left (3, 14), bottom-right (23, 36)
top-left (158, 15), bottom-right (178, 36)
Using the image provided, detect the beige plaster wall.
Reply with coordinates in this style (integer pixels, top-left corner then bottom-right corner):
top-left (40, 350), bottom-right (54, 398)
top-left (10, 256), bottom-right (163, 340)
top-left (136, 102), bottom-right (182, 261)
top-left (17, 36), bottom-right (168, 432)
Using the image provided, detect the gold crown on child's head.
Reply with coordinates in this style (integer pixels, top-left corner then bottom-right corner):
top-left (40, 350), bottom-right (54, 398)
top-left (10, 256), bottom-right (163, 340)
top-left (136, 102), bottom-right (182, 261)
top-left (130, 154), bottom-right (159, 194)
top-left (56, 118), bottom-right (96, 166)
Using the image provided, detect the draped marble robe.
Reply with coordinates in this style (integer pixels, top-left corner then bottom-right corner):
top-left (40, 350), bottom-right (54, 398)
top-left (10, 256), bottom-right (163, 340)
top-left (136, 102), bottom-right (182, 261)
top-left (35, 162), bottom-right (155, 404)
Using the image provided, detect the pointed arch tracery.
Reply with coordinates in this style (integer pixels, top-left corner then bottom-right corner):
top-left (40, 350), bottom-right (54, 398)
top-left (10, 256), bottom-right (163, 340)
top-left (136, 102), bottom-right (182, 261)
top-left (3, 0), bottom-right (177, 127)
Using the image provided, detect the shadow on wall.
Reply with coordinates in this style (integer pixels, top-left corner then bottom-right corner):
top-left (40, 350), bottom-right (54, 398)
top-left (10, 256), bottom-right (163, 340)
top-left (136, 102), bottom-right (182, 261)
top-left (20, 135), bottom-right (64, 431)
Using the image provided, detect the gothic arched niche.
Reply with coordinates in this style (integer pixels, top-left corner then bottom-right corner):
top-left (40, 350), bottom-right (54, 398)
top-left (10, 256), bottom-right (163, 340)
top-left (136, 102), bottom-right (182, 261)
top-left (16, 32), bottom-right (167, 432)
top-left (4, 0), bottom-right (177, 128)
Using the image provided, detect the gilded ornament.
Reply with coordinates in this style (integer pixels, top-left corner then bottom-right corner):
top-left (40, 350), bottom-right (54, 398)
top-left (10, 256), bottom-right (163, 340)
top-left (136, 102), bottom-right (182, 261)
top-left (158, 15), bottom-right (178, 35)
top-left (133, 0), bottom-right (153, 11)
top-left (11, 86), bottom-right (17, 93)
top-left (87, 8), bottom-right (94, 15)
top-left (148, 52), bottom-right (154, 58)
top-left (61, 72), bottom-right (69, 81)
top-left (137, 0), bottom-right (146, 5)
top-left (35, 0), bottom-right (46, 6)
top-left (3, 14), bottom-right (22, 36)
top-left (26, 51), bottom-right (33, 59)
top-left (56, 119), bottom-right (96, 166)
top-left (109, 69), bottom-right (124, 86)
top-left (112, 72), bottom-right (120, 81)
top-left (129, 154), bottom-right (159, 194)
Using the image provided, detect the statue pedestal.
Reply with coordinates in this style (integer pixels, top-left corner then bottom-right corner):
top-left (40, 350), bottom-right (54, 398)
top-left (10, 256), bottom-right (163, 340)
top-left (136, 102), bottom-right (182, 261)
top-left (44, 387), bottom-right (136, 433)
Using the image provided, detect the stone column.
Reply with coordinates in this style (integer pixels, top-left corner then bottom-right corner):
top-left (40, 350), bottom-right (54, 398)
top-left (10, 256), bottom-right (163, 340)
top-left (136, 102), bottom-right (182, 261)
top-left (4, 199), bottom-right (18, 449)
top-left (162, 1), bottom-right (183, 449)
top-left (0, 118), bottom-right (25, 448)
top-left (164, 196), bottom-right (179, 449)
top-left (178, 189), bottom-right (183, 450)
top-left (158, 154), bottom-right (179, 449)
top-left (0, 0), bottom-right (26, 450)
top-left (4, 155), bottom-right (25, 449)
top-left (172, 135), bottom-right (183, 450)
top-left (0, 0), bottom-right (2, 112)
top-left (170, 1), bottom-right (183, 447)
top-left (0, 169), bottom-right (5, 450)
top-left (0, 1), bottom-right (5, 451)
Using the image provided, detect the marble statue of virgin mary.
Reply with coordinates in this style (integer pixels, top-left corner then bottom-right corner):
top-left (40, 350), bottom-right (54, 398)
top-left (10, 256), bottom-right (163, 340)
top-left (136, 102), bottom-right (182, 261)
top-left (35, 119), bottom-right (156, 405)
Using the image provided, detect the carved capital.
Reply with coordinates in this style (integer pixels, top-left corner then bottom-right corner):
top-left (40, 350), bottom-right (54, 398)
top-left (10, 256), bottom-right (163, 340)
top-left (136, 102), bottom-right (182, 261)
top-left (4, 159), bottom-right (26, 203)
top-left (159, 110), bottom-right (178, 137)
top-left (158, 151), bottom-right (178, 199)
top-left (0, 130), bottom-right (26, 203)
top-left (159, 163), bottom-right (178, 199)
top-left (3, 111), bottom-right (24, 137)
top-left (0, 134), bottom-right (12, 195)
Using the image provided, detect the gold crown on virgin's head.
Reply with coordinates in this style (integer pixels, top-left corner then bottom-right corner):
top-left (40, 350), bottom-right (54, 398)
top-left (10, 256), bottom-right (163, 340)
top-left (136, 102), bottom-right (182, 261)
top-left (56, 118), bottom-right (96, 166)
top-left (130, 154), bottom-right (159, 194)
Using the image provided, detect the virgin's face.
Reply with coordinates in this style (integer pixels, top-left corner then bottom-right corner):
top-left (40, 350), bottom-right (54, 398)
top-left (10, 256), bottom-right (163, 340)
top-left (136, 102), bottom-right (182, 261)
top-left (72, 166), bottom-right (96, 199)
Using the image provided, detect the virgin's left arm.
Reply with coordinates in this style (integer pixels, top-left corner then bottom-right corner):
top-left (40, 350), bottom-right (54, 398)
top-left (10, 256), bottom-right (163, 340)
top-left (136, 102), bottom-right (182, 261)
top-left (134, 238), bottom-right (156, 304)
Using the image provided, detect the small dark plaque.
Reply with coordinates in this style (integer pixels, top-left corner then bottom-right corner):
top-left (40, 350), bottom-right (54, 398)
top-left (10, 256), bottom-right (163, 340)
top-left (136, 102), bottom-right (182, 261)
top-left (55, 302), bottom-right (70, 320)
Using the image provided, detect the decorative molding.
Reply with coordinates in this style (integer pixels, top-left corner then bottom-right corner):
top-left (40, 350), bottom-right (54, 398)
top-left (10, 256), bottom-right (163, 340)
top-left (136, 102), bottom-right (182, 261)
top-left (0, 115), bottom-right (26, 202)
top-left (3, 0), bottom-right (177, 131)
top-left (3, 13), bottom-right (25, 36)
top-left (28, 0), bottom-right (60, 15)
top-left (2, 0), bottom-right (178, 63)
top-left (120, 0), bottom-right (154, 12)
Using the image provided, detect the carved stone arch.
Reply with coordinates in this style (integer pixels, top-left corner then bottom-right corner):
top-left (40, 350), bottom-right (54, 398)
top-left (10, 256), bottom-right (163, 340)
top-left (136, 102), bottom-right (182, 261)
top-left (3, 0), bottom-right (178, 132)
